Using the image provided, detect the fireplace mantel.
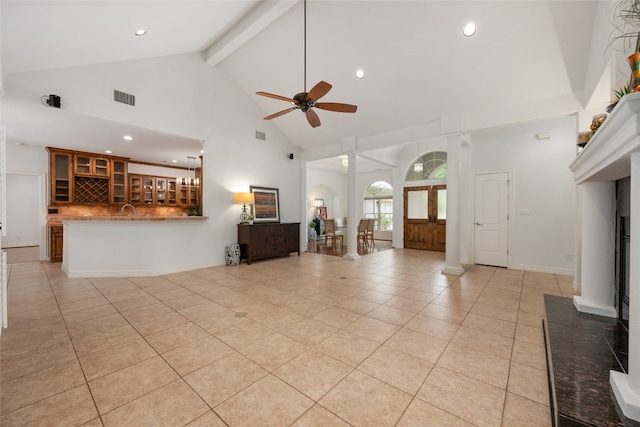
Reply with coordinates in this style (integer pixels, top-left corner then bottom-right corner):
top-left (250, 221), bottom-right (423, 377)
top-left (570, 92), bottom-right (640, 184)
top-left (570, 91), bottom-right (640, 421)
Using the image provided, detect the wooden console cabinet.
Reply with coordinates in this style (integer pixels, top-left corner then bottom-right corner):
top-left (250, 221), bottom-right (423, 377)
top-left (237, 223), bottom-right (300, 264)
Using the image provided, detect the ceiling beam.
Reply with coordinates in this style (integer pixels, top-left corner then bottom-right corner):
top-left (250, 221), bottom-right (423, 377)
top-left (204, 0), bottom-right (297, 66)
top-left (357, 153), bottom-right (397, 169)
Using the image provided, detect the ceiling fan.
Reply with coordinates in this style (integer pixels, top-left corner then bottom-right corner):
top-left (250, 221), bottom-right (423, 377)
top-left (256, 0), bottom-right (357, 128)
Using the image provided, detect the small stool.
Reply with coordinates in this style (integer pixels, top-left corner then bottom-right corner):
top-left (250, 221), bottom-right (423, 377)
top-left (225, 244), bottom-right (241, 266)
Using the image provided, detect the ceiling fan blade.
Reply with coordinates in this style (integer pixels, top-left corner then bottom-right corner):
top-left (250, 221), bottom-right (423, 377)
top-left (264, 107), bottom-right (297, 120)
top-left (306, 81), bottom-right (332, 101)
top-left (256, 91), bottom-right (296, 103)
top-left (306, 109), bottom-right (321, 128)
top-left (315, 102), bottom-right (358, 113)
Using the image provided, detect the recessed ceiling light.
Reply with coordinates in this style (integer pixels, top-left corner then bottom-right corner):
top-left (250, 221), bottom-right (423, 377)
top-left (171, 160), bottom-right (178, 163)
top-left (123, 135), bottom-right (133, 141)
top-left (355, 69), bottom-right (365, 79)
top-left (134, 29), bottom-right (147, 37)
top-left (105, 150), bottom-right (112, 154)
top-left (463, 22), bottom-right (476, 37)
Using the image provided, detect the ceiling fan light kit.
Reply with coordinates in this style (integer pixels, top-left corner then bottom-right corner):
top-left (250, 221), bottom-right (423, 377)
top-left (256, 0), bottom-right (357, 128)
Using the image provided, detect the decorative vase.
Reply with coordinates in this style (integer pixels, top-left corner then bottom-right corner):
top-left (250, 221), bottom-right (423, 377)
top-left (628, 52), bottom-right (640, 92)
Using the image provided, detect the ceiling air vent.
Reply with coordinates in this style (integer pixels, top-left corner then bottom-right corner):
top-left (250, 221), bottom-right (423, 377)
top-left (113, 89), bottom-right (135, 106)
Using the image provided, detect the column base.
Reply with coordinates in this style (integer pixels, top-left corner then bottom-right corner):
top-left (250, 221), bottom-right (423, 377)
top-left (441, 266), bottom-right (464, 275)
top-left (611, 371), bottom-right (640, 421)
top-left (343, 253), bottom-right (361, 261)
top-left (573, 295), bottom-right (617, 318)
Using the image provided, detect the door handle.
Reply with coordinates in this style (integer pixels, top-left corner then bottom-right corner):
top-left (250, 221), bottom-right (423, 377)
top-left (475, 222), bottom-right (483, 226)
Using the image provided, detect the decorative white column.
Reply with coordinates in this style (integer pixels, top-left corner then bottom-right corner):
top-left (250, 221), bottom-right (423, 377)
top-left (573, 181), bottom-right (616, 317)
top-left (573, 184), bottom-right (583, 292)
top-left (442, 134), bottom-right (464, 275)
top-left (343, 151), bottom-right (361, 261)
top-left (391, 166), bottom-right (403, 248)
top-left (611, 151), bottom-right (640, 420)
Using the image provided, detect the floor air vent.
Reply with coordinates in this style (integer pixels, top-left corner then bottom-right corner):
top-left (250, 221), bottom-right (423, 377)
top-left (113, 90), bottom-right (135, 106)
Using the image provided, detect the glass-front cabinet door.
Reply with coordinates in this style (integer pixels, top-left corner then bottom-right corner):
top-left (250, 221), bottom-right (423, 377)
top-left (74, 155), bottom-right (91, 175)
top-left (74, 155), bottom-right (110, 177)
top-left (129, 175), bottom-right (142, 204)
top-left (156, 179), bottom-right (167, 204)
top-left (142, 177), bottom-right (154, 204)
top-left (52, 152), bottom-right (72, 203)
top-left (111, 160), bottom-right (127, 204)
top-left (168, 179), bottom-right (177, 205)
top-left (94, 158), bottom-right (109, 177)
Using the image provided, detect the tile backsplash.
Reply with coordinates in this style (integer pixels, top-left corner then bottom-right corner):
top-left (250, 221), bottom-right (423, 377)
top-left (49, 204), bottom-right (190, 220)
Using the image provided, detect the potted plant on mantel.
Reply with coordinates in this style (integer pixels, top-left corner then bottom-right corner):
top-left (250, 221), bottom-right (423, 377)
top-left (607, 83), bottom-right (632, 112)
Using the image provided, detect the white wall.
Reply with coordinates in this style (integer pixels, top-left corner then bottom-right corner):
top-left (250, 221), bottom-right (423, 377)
top-left (4, 53), bottom-right (301, 267)
top-left (128, 163), bottom-right (195, 179)
top-left (468, 115), bottom-right (577, 274)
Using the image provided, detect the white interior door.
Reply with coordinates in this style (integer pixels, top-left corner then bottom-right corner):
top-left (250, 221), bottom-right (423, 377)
top-left (3, 174), bottom-right (41, 248)
top-left (474, 172), bottom-right (509, 267)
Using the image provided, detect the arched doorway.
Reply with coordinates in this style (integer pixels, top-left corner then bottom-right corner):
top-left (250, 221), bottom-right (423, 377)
top-left (404, 151), bottom-right (447, 251)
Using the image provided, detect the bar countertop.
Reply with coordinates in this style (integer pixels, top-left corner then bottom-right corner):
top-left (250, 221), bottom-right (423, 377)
top-left (48, 215), bottom-right (208, 226)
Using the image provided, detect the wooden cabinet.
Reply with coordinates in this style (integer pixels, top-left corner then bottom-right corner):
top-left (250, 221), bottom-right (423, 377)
top-left (237, 223), bottom-right (300, 264)
top-left (50, 225), bottom-right (63, 262)
top-left (177, 183), bottom-right (199, 207)
top-left (111, 160), bottom-right (127, 204)
top-left (142, 176), bottom-right (154, 204)
top-left (130, 174), bottom-right (181, 205)
top-left (48, 147), bottom-right (128, 205)
top-left (74, 154), bottom-right (110, 177)
top-left (156, 178), bottom-right (168, 204)
top-left (49, 151), bottom-right (72, 204)
top-left (129, 175), bottom-right (155, 204)
top-left (168, 180), bottom-right (177, 204)
top-left (129, 175), bottom-right (142, 204)
top-left (47, 147), bottom-right (199, 207)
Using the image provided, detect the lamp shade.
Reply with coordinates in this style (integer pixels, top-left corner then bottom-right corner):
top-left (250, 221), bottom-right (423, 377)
top-left (234, 192), bottom-right (254, 205)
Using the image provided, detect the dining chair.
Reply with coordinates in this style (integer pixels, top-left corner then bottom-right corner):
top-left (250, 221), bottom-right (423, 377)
top-left (366, 218), bottom-right (375, 248)
top-left (357, 218), bottom-right (368, 249)
top-left (323, 218), bottom-right (343, 253)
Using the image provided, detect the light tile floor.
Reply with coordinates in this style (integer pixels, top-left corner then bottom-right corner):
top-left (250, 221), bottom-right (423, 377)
top-left (0, 249), bottom-right (577, 426)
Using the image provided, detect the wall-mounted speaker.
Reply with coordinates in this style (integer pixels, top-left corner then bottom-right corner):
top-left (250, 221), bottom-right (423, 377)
top-left (46, 94), bottom-right (61, 108)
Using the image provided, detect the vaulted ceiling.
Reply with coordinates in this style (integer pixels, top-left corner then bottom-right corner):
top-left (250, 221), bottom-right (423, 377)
top-left (1, 1), bottom-right (608, 170)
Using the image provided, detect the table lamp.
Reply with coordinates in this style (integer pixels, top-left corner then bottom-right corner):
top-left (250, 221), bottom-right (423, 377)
top-left (234, 192), bottom-right (254, 224)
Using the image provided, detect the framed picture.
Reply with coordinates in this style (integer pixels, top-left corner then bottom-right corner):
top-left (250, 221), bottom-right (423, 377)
top-left (250, 186), bottom-right (280, 223)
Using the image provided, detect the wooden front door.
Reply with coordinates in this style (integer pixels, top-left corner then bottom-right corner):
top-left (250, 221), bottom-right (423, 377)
top-left (403, 185), bottom-right (446, 251)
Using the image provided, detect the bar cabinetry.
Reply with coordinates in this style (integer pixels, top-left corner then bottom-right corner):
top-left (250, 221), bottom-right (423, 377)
top-left (50, 151), bottom-right (72, 204)
top-left (50, 225), bottom-right (63, 262)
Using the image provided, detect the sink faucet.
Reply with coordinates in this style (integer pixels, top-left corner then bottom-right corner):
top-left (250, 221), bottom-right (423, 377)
top-left (120, 204), bottom-right (136, 216)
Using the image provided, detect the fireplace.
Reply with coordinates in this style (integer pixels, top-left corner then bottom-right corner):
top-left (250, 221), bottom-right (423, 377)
top-left (569, 91), bottom-right (640, 421)
top-left (616, 177), bottom-right (630, 327)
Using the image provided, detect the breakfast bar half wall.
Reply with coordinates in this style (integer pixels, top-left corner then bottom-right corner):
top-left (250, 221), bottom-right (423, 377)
top-left (61, 216), bottom-right (211, 278)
